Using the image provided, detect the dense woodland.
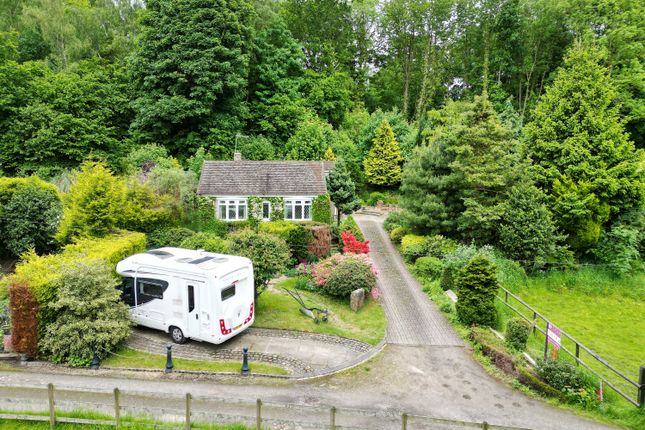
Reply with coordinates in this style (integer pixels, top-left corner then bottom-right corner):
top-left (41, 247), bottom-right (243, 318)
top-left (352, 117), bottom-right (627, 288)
top-left (0, 0), bottom-right (643, 268)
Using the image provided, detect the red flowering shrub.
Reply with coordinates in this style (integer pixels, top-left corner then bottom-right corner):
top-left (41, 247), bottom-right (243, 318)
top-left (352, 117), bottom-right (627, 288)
top-left (341, 231), bottom-right (370, 254)
top-left (9, 282), bottom-right (39, 357)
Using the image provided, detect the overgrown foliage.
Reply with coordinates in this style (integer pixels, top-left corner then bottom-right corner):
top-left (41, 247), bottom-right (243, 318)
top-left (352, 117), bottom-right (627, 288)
top-left (39, 260), bottom-right (131, 366)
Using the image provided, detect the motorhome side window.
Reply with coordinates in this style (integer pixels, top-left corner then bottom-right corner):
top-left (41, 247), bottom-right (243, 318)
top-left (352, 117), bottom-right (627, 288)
top-left (188, 285), bottom-right (195, 312)
top-left (136, 278), bottom-right (168, 304)
top-left (221, 284), bottom-right (236, 301)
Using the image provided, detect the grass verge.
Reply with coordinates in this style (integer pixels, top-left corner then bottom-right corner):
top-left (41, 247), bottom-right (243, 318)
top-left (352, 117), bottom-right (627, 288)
top-left (103, 348), bottom-right (288, 375)
top-left (255, 277), bottom-right (386, 345)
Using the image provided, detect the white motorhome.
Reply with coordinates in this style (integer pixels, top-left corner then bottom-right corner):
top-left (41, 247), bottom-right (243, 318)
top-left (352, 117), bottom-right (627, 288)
top-left (116, 247), bottom-right (255, 344)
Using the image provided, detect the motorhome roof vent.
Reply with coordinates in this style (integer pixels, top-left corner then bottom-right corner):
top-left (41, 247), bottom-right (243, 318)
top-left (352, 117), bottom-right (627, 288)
top-left (146, 250), bottom-right (174, 259)
top-left (175, 257), bottom-right (193, 263)
top-left (189, 256), bottom-right (215, 265)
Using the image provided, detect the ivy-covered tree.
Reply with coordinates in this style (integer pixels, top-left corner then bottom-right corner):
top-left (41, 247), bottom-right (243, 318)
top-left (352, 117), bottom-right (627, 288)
top-left (129, 0), bottom-right (254, 157)
top-left (363, 119), bottom-right (402, 187)
top-left (524, 45), bottom-right (644, 252)
top-left (326, 160), bottom-right (361, 225)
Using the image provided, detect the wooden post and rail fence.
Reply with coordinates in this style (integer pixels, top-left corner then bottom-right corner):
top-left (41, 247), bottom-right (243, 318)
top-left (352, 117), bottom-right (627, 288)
top-left (496, 286), bottom-right (645, 408)
top-left (0, 383), bottom-right (545, 430)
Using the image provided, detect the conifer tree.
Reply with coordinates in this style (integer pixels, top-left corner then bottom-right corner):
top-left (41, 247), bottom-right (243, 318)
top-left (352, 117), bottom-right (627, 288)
top-left (363, 119), bottom-right (402, 186)
top-left (326, 160), bottom-right (361, 225)
top-left (456, 255), bottom-right (499, 327)
top-left (323, 146), bottom-right (336, 161)
top-left (524, 45), bottom-right (644, 252)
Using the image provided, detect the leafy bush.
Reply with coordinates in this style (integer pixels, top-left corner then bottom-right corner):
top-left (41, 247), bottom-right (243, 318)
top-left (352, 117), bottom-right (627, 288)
top-left (455, 255), bottom-right (499, 327)
top-left (120, 179), bottom-right (176, 233)
top-left (389, 226), bottom-right (406, 243)
top-left (593, 224), bottom-right (642, 276)
top-left (179, 232), bottom-right (229, 253)
top-left (39, 260), bottom-right (131, 365)
top-left (400, 234), bottom-right (426, 262)
top-left (506, 318), bottom-right (530, 351)
top-left (228, 229), bottom-right (290, 294)
top-left (122, 143), bottom-right (176, 175)
top-left (413, 256), bottom-right (443, 279)
top-left (307, 225), bottom-right (332, 258)
top-left (294, 275), bottom-right (317, 292)
top-left (312, 194), bottom-right (332, 224)
top-left (535, 358), bottom-right (597, 408)
top-left (0, 180), bottom-right (62, 257)
top-left (383, 211), bottom-right (405, 233)
top-left (259, 221), bottom-right (313, 262)
top-left (423, 235), bottom-right (457, 258)
top-left (440, 243), bottom-right (496, 290)
top-left (146, 166), bottom-right (198, 217)
top-left (8, 282), bottom-right (38, 357)
top-left (341, 231), bottom-right (369, 254)
top-left (147, 227), bottom-right (196, 249)
top-left (363, 191), bottom-right (399, 206)
top-left (339, 215), bottom-right (364, 241)
top-left (182, 197), bottom-right (228, 235)
top-left (312, 253), bottom-right (376, 287)
top-left (322, 257), bottom-right (376, 298)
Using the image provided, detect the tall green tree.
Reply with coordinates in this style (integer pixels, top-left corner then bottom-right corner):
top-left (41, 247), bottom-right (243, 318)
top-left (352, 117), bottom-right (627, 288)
top-left (400, 95), bottom-right (525, 244)
top-left (363, 119), bottom-right (402, 187)
top-left (326, 160), bottom-right (361, 225)
top-left (524, 45), bottom-right (644, 252)
top-left (129, 0), bottom-right (254, 157)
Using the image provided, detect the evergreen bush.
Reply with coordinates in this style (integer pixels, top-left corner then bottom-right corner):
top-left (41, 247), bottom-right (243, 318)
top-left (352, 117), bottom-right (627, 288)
top-left (147, 227), bottom-right (196, 249)
top-left (400, 234), bottom-right (426, 262)
top-left (505, 318), bottom-right (530, 351)
top-left (383, 211), bottom-right (405, 233)
top-left (389, 226), bottom-right (407, 243)
top-left (455, 255), bottom-right (499, 327)
top-left (179, 232), bottom-right (229, 253)
top-left (413, 256), bottom-right (443, 280)
top-left (339, 215), bottom-right (364, 241)
top-left (259, 221), bottom-right (313, 262)
top-left (312, 194), bottom-right (333, 224)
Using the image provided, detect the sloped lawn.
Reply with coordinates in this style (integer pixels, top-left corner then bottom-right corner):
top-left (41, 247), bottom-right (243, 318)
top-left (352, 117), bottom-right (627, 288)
top-left (254, 277), bottom-right (386, 345)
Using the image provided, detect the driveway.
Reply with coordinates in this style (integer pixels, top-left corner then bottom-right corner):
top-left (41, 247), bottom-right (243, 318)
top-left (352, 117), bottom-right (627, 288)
top-left (0, 214), bottom-right (616, 429)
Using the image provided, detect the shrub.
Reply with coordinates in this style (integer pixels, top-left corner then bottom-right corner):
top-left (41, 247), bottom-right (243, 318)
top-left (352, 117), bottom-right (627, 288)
top-left (389, 226), bottom-right (407, 243)
top-left (120, 179), bottom-right (176, 233)
top-left (440, 244), bottom-right (496, 290)
top-left (307, 225), bottom-right (332, 258)
top-left (341, 231), bottom-right (369, 254)
top-left (294, 276), bottom-right (317, 292)
top-left (259, 221), bottom-right (313, 262)
top-left (228, 229), bottom-right (290, 294)
top-left (455, 255), bottom-right (499, 327)
top-left (147, 227), bottom-right (196, 249)
top-left (506, 318), bottom-right (530, 351)
top-left (535, 359), bottom-right (597, 405)
top-left (122, 143), bottom-right (175, 175)
top-left (383, 211), bottom-right (405, 233)
top-left (179, 232), bottom-right (229, 253)
top-left (182, 197), bottom-right (229, 235)
top-left (439, 267), bottom-right (456, 291)
top-left (339, 215), bottom-right (364, 241)
top-left (423, 235), bottom-right (457, 258)
top-left (593, 224), bottom-right (642, 276)
top-left (400, 234), bottom-right (426, 262)
top-left (8, 282), bottom-right (38, 357)
top-left (0, 180), bottom-right (62, 257)
top-left (312, 194), bottom-right (332, 224)
top-left (413, 256), bottom-right (443, 279)
top-left (322, 257), bottom-right (376, 298)
top-left (470, 327), bottom-right (517, 376)
top-left (39, 260), bottom-right (131, 366)
top-left (312, 253), bottom-right (376, 287)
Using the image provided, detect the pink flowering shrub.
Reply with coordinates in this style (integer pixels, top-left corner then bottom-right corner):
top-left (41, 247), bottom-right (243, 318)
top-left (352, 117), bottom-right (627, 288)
top-left (311, 253), bottom-right (377, 288)
top-left (341, 231), bottom-right (370, 254)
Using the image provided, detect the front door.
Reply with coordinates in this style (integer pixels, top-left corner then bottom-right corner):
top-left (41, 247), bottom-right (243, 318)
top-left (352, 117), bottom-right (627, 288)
top-left (186, 283), bottom-right (200, 339)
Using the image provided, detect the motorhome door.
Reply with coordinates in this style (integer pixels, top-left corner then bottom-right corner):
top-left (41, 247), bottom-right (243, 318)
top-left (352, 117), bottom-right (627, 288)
top-left (185, 280), bottom-right (211, 341)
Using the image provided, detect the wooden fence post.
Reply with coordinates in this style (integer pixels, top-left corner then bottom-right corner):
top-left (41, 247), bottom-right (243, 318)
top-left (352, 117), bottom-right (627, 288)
top-left (543, 321), bottom-right (550, 361)
top-left (47, 383), bottom-right (55, 430)
top-left (482, 421), bottom-right (489, 429)
top-left (256, 398), bottom-right (262, 430)
top-left (114, 388), bottom-right (121, 428)
top-left (638, 366), bottom-right (645, 408)
top-left (329, 406), bottom-right (336, 430)
top-left (185, 393), bottom-right (192, 430)
top-left (401, 412), bottom-right (408, 430)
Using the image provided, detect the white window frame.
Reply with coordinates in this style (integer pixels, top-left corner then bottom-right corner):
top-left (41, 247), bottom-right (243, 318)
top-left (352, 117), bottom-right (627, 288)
top-left (216, 197), bottom-right (247, 221)
top-left (262, 201), bottom-right (271, 221)
top-left (284, 197), bottom-right (312, 221)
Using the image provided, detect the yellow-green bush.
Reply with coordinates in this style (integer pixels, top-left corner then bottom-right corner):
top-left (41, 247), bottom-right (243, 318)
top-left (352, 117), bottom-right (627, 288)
top-left (400, 234), bottom-right (427, 262)
top-left (4, 231), bottom-right (145, 343)
top-left (389, 226), bottom-right (407, 243)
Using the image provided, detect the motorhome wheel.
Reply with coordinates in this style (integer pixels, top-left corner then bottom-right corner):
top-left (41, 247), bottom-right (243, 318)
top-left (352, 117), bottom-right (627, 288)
top-left (169, 326), bottom-right (187, 344)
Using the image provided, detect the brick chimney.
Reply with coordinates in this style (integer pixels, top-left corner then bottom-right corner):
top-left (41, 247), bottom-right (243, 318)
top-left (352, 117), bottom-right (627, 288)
top-left (233, 152), bottom-right (242, 161)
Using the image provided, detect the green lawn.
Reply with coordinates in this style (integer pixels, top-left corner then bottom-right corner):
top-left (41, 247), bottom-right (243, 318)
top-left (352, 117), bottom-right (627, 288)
top-left (103, 348), bottom-right (288, 375)
top-left (255, 278), bottom-right (386, 345)
top-left (0, 419), bottom-right (248, 430)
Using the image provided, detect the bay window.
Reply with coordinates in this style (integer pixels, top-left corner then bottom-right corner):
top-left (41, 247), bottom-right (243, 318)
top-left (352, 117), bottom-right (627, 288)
top-left (217, 198), bottom-right (247, 221)
top-left (284, 198), bottom-right (312, 221)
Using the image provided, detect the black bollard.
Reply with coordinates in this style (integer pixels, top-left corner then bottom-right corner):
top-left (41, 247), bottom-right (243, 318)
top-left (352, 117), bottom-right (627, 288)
top-left (165, 344), bottom-right (173, 373)
top-left (241, 347), bottom-right (250, 376)
top-left (90, 345), bottom-right (100, 370)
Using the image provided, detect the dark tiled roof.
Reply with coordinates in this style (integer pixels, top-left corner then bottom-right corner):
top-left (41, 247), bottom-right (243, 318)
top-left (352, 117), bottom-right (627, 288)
top-left (198, 160), bottom-right (335, 196)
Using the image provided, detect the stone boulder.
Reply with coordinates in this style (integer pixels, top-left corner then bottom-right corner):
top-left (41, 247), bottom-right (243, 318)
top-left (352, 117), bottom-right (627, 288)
top-left (350, 288), bottom-right (365, 312)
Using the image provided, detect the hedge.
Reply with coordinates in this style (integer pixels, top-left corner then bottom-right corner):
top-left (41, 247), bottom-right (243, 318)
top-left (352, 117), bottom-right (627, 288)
top-left (312, 194), bottom-right (332, 224)
top-left (259, 221), bottom-right (313, 261)
top-left (4, 231), bottom-right (146, 343)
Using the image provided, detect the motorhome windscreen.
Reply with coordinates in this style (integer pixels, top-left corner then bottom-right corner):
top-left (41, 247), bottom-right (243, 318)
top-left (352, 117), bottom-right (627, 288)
top-left (221, 284), bottom-right (236, 301)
